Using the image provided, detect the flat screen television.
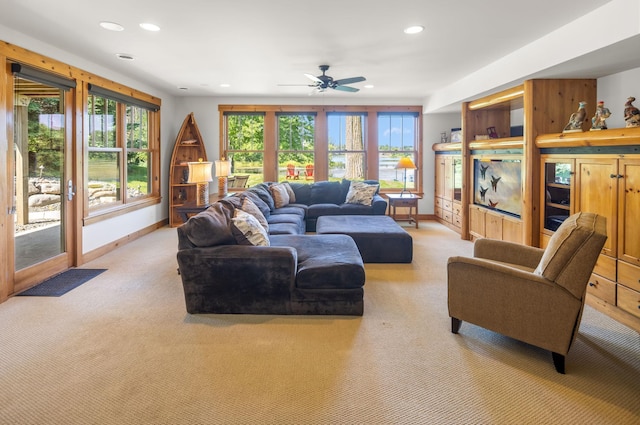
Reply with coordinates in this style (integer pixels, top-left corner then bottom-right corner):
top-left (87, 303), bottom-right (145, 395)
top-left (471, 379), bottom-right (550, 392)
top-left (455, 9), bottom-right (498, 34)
top-left (473, 158), bottom-right (522, 218)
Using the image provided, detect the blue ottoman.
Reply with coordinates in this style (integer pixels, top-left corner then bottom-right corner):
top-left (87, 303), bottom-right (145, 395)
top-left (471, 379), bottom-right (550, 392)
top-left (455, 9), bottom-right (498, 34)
top-left (316, 215), bottom-right (413, 263)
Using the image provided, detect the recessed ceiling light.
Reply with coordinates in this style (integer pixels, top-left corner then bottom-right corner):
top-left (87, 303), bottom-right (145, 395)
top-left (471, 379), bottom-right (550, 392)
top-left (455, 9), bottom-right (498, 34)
top-left (100, 21), bottom-right (124, 31)
top-left (364, 84), bottom-right (374, 89)
top-left (220, 83), bottom-right (231, 88)
top-left (116, 53), bottom-right (135, 61)
top-left (139, 23), bottom-right (160, 32)
top-left (404, 25), bottom-right (424, 34)
top-left (178, 87), bottom-right (188, 91)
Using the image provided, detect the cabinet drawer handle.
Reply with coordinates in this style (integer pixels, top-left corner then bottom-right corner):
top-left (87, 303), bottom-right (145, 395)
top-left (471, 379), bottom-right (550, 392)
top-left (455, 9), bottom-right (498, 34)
top-left (589, 282), bottom-right (595, 287)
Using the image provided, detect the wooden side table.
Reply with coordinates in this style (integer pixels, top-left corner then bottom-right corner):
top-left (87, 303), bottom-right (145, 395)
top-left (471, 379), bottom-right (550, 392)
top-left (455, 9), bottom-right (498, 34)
top-left (386, 193), bottom-right (421, 228)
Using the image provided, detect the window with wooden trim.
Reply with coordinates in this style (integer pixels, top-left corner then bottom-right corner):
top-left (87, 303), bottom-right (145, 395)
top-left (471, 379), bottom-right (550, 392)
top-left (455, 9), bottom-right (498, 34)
top-left (220, 105), bottom-right (422, 191)
top-left (87, 89), bottom-right (159, 214)
top-left (377, 112), bottom-right (419, 191)
top-left (328, 112), bottom-right (366, 181)
top-left (224, 112), bottom-right (265, 187)
top-left (277, 113), bottom-right (315, 182)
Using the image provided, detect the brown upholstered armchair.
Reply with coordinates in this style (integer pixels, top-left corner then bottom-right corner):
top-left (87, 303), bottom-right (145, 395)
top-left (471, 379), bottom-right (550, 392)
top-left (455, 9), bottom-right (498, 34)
top-left (447, 212), bottom-right (607, 373)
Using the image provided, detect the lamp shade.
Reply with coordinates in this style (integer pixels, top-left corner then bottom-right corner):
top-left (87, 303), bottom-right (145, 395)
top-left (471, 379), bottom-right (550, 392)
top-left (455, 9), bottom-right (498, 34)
top-left (215, 159), bottom-right (231, 177)
top-left (187, 160), bottom-right (213, 183)
top-left (395, 157), bottom-right (417, 170)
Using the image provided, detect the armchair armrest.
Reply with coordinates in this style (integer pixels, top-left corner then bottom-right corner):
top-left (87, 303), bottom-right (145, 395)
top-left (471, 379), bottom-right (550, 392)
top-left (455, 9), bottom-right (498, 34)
top-left (473, 238), bottom-right (544, 269)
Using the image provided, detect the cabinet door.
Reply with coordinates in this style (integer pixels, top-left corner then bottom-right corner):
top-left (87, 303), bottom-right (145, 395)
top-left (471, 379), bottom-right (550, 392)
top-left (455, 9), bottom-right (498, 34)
top-left (435, 156), bottom-right (445, 199)
top-left (444, 156), bottom-right (454, 201)
top-left (541, 157), bottom-right (574, 235)
top-left (618, 159), bottom-right (640, 265)
top-left (575, 158), bottom-right (617, 257)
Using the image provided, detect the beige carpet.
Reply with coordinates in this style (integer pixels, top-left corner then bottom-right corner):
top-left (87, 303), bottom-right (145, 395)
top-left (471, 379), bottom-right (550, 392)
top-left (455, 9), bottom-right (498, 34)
top-left (0, 221), bottom-right (639, 424)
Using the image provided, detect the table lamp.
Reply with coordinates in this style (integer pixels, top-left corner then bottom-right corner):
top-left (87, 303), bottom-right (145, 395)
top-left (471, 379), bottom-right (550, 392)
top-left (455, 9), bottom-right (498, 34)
top-left (215, 158), bottom-right (231, 198)
top-left (187, 158), bottom-right (213, 205)
top-left (395, 156), bottom-right (417, 195)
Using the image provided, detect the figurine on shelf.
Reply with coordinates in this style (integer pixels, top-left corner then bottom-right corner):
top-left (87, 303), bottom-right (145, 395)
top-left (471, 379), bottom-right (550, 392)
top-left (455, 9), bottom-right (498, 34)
top-left (590, 100), bottom-right (611, 131)
top-left (624, 96), bottom-right (640, 128)
top-left (563, 101), bottom-right (588, 133)
top-left (181, 169), bottom-right (189, 184)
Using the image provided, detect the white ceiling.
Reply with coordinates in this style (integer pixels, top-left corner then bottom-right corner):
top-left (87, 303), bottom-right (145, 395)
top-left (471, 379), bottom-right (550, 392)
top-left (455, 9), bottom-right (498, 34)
top-left (1, 0), bottom-right (637, 111)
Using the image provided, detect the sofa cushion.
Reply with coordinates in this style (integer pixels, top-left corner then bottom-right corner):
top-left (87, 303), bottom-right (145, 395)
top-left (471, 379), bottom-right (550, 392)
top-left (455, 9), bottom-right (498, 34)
top-left (231, 210), bottom-right (270, 246)
top-left (182, 203), bottom-right (236, 247)
top-left (534, 212), bottom-right (605, 283)
top-left (269, 183), bottom-right (290, 208)
top-left (289, 183), bottom-right (312, 205)
top-left (310, 181), bottom-right (344, 205)
top-left (345, 181), bottom-right (379, 206)
top-left (305, 203), bottom-right (342, 219)
top-left (247, 184), bottom-right (276, 211)
top-left (270, 235), bottom-right (365, 289)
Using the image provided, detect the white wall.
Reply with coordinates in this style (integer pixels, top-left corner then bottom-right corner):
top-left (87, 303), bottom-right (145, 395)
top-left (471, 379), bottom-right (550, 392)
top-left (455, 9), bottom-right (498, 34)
top-left (597, 67), bottom-right (640, 129)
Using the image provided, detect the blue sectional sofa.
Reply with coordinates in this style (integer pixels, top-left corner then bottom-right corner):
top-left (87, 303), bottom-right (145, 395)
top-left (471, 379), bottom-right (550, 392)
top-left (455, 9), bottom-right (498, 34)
top-left (176, 180), bottom-right (388, 315)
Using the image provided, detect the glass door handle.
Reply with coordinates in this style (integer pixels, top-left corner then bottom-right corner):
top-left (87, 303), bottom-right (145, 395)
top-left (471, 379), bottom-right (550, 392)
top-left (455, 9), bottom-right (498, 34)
top-left (67, 179), bottom-right (76, 201)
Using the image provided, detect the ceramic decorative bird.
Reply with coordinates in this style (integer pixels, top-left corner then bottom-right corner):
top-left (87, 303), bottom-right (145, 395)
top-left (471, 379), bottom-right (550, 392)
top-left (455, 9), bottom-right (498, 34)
top-left (563, 101), bottom-right (588, 132)
top-left (590, 100), bottom-right (611, 130)
top-left (624, 96), bottom-right (640, 128)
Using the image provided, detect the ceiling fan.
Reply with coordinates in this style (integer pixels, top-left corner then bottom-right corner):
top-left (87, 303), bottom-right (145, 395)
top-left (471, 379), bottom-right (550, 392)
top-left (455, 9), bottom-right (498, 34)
top-left (281, 65), bottom-right (366, 93)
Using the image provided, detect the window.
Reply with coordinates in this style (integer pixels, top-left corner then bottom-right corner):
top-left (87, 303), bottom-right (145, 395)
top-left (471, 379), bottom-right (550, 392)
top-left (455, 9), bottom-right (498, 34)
top-left (377, 113), bottom-right (419, 191)
top-left (220, 105), bottom-right (422, 191)
top-left (87, 86), bottom-right (159, 215)
top-left (225, 113), bottom-right (265, 187)
top-left (277, 113), bottom-right (315, 182)
top-left (328, 113), bottom-right (366, 181)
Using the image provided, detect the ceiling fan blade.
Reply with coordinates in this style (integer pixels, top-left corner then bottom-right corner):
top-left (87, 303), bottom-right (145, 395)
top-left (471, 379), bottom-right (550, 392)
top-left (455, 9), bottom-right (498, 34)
top-left (333, 85), bottom-right (359, 93)
top-left (334, 76), bottom-right (366, 86)
top-left (304, 73), bottom-right (323, 84)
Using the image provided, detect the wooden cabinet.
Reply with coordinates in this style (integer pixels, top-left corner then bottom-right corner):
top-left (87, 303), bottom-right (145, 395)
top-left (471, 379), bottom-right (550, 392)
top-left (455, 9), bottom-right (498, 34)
top-left (169, 113), bottom-right (208, 227)
top-left (469, 206), bottom-right (522, 243)
top-left (537, 128), bottom-right (640, 331)
top-left (462, 79), bottom-right (596, 245)
top-left (433, 146), bottom-right (462, 233)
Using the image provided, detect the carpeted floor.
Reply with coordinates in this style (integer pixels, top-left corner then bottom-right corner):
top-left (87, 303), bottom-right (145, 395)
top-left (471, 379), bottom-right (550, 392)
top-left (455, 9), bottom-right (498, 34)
top-left (0, 222), bottom-right (638, 424)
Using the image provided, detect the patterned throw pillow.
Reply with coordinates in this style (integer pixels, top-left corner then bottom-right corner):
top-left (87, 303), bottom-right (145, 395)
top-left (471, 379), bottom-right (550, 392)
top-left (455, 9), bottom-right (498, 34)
top-left (269, 183), bottom-right (290, 208)
top-left (345, 181), bottom-right (379, 206)
top-left (240, 196), bottom-right (269, 232)
top-left (231, 210), bottom-right (270, 246)
top-left (281, 181), bottom-right (296, 203)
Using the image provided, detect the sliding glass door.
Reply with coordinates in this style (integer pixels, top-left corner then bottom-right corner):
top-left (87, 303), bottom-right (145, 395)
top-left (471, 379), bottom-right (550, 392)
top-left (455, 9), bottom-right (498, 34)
top-left (11, 67), bottom-right (75, 292)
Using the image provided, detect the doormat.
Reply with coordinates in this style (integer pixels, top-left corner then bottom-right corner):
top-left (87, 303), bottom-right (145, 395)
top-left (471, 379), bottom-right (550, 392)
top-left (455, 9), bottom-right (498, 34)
top-left (17, 268), bottom-right (107, 297)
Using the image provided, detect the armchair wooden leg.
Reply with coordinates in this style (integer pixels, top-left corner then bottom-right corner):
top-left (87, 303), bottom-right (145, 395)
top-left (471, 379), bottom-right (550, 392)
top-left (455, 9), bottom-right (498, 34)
top-left (451, 317), bottom-right (462, 334)
top-left (552, 352), bottom-right (566, 374)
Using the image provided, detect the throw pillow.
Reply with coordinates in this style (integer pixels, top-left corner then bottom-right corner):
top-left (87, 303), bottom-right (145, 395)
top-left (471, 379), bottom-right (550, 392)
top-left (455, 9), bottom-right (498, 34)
top-left (231, 210), bottom-right (270, 246)
top-left (182, 203), bottom-right (236, 247)
top-left (282, 181), bottom-right (296, 203)
top-left (241, 191), bottom-right (271, 218)
top-left (240, 196), bottom-right (269, 232)
top-left (269, 183), bottom-right (290, 208)
top-left (345, 181), bottom-right (379, 206)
